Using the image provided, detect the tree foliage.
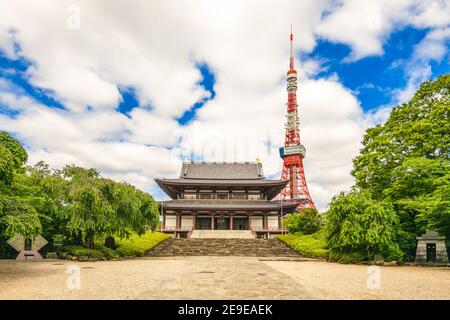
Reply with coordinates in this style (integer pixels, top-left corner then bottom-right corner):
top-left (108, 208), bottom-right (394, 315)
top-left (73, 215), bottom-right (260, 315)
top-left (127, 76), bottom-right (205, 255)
top-left (325, 190), bottom-right (402, 260)
top-left (283, 208), bottom-right (322, 235)
top-left (346, 75), bottom-right (450, 259)
top-left (0, 132), bottom-right (41, 241)
top-left (59, 166), bottom-right (160, 249)
top-left (352, 75), bottom-right (449, 198)
top-left (0, 132), bottom-right (27, 186)
top-left (0, 131), bottom-right (160, 254)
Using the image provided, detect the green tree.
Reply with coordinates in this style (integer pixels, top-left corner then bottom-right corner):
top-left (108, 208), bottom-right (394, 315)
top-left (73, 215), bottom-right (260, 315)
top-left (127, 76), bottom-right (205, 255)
top-left (0, 131), bottom-right (160, 255)
top-left (352, 74), bottom-right (450, 199)
top-left (61, 166), bottom-right (114, 249)
top-left (325, 190), bottom-right (402, 260)
top-left (0, 132), bottom-right (42, 242)
top-left (100, 179), bottom-right (160, 239)
top-left (418, 184), bottom-right (450, 243)
top-left (59, 165), bottom-right (160, 249)
top-left (348, 75), bottom-right (450, 259)
top-left (0, 131), bottom-right (28, 186)
top-left (283, 208), bottom-right (322, 235)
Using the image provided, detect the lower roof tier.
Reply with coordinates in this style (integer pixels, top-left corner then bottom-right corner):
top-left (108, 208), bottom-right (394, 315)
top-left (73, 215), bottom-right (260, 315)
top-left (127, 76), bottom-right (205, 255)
top-left (159, 199), bottom-right (298, 213)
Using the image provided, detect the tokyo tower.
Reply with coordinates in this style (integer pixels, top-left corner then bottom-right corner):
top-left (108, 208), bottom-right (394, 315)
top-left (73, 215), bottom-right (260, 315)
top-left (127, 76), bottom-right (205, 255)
top-left (278, 27), bottom-right (315, 209)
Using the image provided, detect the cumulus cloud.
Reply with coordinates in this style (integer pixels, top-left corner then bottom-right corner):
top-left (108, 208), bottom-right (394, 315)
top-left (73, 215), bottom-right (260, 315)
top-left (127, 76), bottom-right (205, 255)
top-left (316, 0), bottom-right (450, 61)
top-left (0, 0), bottom-right (448, 210)
top-left (394, 27), bottom-right (450, 103)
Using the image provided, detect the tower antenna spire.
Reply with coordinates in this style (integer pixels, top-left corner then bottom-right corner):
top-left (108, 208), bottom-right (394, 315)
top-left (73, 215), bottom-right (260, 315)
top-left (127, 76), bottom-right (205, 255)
top-left (290, 23), bottom-right (294, 70)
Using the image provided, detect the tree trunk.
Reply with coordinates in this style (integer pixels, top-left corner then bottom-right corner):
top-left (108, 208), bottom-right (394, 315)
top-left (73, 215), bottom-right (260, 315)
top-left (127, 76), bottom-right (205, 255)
top-left (85, 231), bottom-right (94, 249)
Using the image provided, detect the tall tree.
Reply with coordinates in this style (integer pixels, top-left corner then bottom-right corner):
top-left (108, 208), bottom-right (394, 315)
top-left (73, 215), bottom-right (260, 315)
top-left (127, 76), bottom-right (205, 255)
top-left (61, 166), bottom-right (114, 249)
top-left (100, 180), bottom-right (159, 238)
top-left (0, 132), bottom-right (42, 240)
top-left (352, 75), bottom-right (449, 199)
top-left (60, 166), bottom-right (160, 248)
top-left (349, 75), bottom-right (450, 258)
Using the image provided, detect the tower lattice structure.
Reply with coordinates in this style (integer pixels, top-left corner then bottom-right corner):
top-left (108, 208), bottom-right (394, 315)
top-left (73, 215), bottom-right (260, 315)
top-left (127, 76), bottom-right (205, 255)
top-left (278, 28), bottom-right (315, 209)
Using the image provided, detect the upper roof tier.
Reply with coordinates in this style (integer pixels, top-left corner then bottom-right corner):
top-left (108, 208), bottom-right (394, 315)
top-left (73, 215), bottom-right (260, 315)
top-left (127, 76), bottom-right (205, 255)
top-left (156, 161), bottom-right (286, 200)
top-left (180, 162), bottom-right (264, 180)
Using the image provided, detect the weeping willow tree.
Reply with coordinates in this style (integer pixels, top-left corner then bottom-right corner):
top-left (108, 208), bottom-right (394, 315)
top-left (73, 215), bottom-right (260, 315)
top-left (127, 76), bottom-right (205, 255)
top-left (61, 166), bottom-right (160, 249)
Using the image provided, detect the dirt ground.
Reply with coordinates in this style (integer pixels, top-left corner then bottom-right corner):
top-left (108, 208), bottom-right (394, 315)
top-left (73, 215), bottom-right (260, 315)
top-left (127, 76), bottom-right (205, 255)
top-left (0, 257), bottom-right (448, 300)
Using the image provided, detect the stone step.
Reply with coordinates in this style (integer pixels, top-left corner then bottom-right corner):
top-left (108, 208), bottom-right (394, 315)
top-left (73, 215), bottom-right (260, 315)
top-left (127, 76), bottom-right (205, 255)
top-left (147, 238), bottom-right (299, 257)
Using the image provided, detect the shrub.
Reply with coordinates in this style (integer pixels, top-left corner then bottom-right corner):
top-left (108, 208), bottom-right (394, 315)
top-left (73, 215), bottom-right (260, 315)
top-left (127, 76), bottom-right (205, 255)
top-left (325, 190), bottom-right (403, 261)
top-left (115, 244), bottom-right (138, 257)
top-left (392, 230), bottom-right (416, 261)
top-left (283, 208), bottom-right (322, 235)
top-left (95, 243), bottom-right (119, 259)
top-left (328, 251), bottom-right (365, 263)
top-left (63, 245), bottom-right (104, 259)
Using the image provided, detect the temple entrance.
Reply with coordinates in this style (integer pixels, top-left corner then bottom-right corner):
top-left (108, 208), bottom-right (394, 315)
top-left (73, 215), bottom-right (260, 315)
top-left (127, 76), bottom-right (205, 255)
top-left (426, 243), bottom-right (436, 262)
top-left (215, 216), bottom-right (230, 230)
top-left (196, 217), bottom-right (211, 230)
top-left (233, 217), bottom-right (247, 230)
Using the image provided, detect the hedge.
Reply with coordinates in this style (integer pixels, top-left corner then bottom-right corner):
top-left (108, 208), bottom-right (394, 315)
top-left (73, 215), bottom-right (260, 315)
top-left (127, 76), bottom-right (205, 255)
top-left (277, 231), bottom-right (328, 259)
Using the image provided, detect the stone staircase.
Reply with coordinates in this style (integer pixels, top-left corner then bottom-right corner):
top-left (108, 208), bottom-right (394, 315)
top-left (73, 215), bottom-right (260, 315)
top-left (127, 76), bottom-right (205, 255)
top-left (189, 230), bottom-right (255, 239)
top-left (147, 238), bottom-right (299, 257)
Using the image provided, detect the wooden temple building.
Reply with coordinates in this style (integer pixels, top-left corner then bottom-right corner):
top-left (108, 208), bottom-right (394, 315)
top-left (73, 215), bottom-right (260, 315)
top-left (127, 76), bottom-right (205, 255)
top-left (155, 161), bottom-right (297, 238)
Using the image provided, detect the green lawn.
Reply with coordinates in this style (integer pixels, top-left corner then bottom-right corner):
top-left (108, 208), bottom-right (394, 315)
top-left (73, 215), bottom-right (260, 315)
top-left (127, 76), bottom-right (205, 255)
top-left (62, 231), bottom-right (170, 260)
top-left (115, 231), bottom-right (171, 257)
top-left (277, 230), bottom-right (366, 263)
top-left (277, 230), bottom-right (329, 259)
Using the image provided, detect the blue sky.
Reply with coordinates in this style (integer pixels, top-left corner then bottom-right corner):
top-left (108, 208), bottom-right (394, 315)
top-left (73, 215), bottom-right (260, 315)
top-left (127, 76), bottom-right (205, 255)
top-left (0, 1), bottom-right (449, 210)
top-left (2, 25), bottom-right (445, 121)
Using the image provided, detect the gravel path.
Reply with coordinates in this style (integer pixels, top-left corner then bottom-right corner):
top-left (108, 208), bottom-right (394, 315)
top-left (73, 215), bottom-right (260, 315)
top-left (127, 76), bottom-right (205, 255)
top-left (262, 260), bottom-right (450, 299)
top-left (0, 257), bottom-right (448, 299)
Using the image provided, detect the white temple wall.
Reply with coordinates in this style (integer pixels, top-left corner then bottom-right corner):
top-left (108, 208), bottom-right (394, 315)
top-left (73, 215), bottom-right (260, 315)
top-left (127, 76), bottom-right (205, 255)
top-left (267, 216), bottom-right (279, 229)
top-left (250, 216), bottom-right (263, 229)
top-left (165, 215), bottom-right (176, 227)
top-left (181, 216), bottom-right (193, 228)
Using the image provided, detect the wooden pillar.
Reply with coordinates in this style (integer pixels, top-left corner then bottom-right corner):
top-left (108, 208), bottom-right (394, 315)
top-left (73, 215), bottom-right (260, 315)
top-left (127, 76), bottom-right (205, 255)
top-left (247, 214), bottom-right (252, 230)
top-left (193, 213), bottom-right (197, 230)
top-left (162, 214), bottom-right (166, 231)
top-left (264, 213), bottom-right (269, 238)
top-left (230, 214), bottom-right (234, 230)
top-left (176, 214), bottom-right (181, 230)
top-left (278, 214), bottom-right (282, 231)
top-left (211, 214), bottom-right (215, 230)
top-left (263, 214), bottom-right (267, 230)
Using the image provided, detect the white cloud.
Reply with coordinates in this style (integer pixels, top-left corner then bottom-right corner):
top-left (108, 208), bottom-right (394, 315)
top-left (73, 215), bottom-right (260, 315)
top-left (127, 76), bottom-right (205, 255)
top-left (394, 26), bottom-right (450, 103)
top-left (0, 0), bottom-right (447, 211)
top-left (316, 0), bottom-right (450, 61)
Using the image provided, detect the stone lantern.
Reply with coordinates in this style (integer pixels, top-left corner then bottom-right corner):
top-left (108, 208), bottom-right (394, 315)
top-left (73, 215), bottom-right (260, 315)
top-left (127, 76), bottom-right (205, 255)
top-left (415, 230), bottom-right (449, 265)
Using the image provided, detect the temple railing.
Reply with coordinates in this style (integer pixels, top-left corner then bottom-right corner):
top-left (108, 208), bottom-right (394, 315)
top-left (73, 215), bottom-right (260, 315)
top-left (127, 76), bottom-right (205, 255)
top-left (162, 226), bottom-right (287, 232)
top-left (163, 226), bottom-right (193, 231)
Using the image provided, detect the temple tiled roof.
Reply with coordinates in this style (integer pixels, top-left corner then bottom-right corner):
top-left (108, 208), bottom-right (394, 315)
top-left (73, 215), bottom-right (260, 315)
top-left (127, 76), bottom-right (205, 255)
top-left (180, 162), bottom-right (265, 179)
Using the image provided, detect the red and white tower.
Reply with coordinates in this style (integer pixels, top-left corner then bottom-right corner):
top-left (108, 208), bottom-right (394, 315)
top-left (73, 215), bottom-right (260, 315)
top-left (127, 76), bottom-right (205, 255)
top-left (278, 27), bottom-right (315, 209)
